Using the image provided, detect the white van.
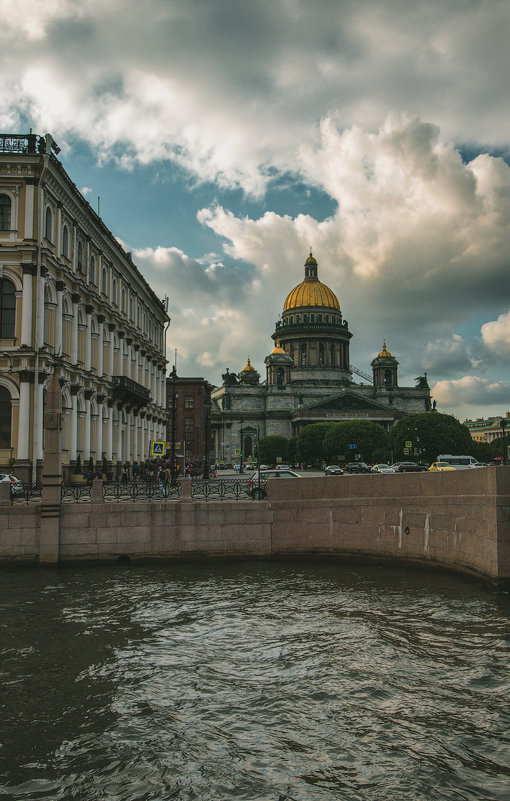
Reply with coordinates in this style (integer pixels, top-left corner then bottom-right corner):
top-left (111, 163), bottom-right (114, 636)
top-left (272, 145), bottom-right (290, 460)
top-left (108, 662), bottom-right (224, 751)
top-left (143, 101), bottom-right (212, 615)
top-left (436, 454), bottom-right (482, 470)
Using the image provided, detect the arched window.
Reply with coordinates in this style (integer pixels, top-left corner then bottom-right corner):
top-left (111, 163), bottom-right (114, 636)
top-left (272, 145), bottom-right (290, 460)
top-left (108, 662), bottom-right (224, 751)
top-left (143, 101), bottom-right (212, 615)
top-left (112, 278), bottom-right (117, 305)
top-left (300, 344), bottom-right (307, 366)
top-left (330, 345), bottom-right (335, 366)
top-left (0, 194), bottom-right (11, 231)
top-left (77, 241), bottom-right (84, 273)
top-left (62, 225), bottom-right (69, 257)
top-left (90, 255), bottom-right (96, 285)
top-left (129, 296), bottom-right (133, 320)
top-left (121, 288), bottom-right (126, 313)
top-left (0, 278), bottom-right (16, 338)
top-left (276, 367), bottom-right (284, 385)
top-left (102, 267), bottom-right (107, 295)
top-left (384, 369), bottom-right (393, 387)
top-left (0, 386), bottom-right (11, 448)
top-left (45, 207), bottom-right (53, 241)
top-left (319, 343), bottom-right (325, 366)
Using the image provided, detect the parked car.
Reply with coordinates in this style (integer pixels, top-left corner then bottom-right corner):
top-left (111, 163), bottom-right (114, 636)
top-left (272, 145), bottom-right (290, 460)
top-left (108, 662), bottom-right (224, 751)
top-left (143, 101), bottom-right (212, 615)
top-left (325, 465), bottom-right (344, 475)
top-left (246, 469), bottom-right (300, 499)
top-left (275, 464), bottom-right (291, 470)
top-left (428, 461), bottom-right (456, 472)
top-left (0, 473), bottom-right (24, 497)
top-left (392, 462), bottom-right (428, 473)
top-left (346, 462), bottom-right (371, 474)
top-left (370, 464), bottom-right (395, 474)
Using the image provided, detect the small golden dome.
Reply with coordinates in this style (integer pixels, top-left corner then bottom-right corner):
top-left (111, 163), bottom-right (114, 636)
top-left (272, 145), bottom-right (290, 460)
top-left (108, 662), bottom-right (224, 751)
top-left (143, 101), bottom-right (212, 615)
top-left (378, 341), bottom-right (392, 358)
top-left (271, 340), bottom-right (286, 354)
top-left (283, 252), bottom-right (340, 312)
top-left (242, 357), bottom-right (256, 372)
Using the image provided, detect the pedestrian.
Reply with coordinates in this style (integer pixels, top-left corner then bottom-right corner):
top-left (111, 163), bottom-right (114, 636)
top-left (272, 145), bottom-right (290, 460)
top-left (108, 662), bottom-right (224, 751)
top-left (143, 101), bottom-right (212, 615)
top-left (158, 465), bottom-right (168, 497)
top-left (121, 465), bottom-right (128, 485)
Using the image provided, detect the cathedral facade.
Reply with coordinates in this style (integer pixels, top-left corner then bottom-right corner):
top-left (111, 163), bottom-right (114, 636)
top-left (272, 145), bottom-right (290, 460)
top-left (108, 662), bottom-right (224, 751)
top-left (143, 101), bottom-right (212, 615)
top-left (210, 253), bottom-right (431, 465)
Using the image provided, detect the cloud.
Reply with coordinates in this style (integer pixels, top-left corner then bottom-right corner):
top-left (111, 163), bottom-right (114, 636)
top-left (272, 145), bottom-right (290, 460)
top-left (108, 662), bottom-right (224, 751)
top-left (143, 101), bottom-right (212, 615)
top-left (1, 0), bottom-right (510, 191)
top-left (422, 334), bottom-right (481, 377)
top-left (432, 376), bottom-right (510, 408)
top-left (481, 310), bottom-right (510, 356)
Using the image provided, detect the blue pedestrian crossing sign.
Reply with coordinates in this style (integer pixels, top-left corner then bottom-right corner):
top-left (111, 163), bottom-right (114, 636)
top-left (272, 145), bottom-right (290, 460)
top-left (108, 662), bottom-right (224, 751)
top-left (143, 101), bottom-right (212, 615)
top-left (151, 441), bottom-right (166, 456)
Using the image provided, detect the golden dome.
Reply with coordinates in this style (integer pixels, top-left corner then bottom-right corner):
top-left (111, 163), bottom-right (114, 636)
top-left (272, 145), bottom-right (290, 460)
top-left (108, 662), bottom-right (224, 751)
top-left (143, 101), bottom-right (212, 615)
top-left (378, 341), bottom-right (392, 358)
top-left (241, 357), bottom-right (256, 371)
top-left (271, 340), bottom-right (286, 355)
top-left (283, 252), bottom-right (340, 312)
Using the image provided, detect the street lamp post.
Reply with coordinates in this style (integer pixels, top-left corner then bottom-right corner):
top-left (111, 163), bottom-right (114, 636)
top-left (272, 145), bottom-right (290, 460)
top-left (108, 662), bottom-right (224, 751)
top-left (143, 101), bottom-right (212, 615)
top-left (170, 365), bottom-right (178, 485)
top-left (500, 418), bottom-right (507, 466)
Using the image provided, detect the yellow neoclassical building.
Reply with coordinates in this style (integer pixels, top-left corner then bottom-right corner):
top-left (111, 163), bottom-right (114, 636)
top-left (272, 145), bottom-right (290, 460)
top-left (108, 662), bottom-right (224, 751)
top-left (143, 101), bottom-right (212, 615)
top-left (0, 132), bottom-right (169, 481)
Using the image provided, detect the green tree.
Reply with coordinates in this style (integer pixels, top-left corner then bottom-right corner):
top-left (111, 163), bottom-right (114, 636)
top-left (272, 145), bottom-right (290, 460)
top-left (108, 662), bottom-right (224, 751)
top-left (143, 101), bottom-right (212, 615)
top-left (324, 421), bottom-right (389, 463)
top-left (286, 436), bottom-right (298, 465)
top-left (259, 435), bottom-right (288, 466)
top-left (389, 412), bottom-right (474, 464)
top-left (296, 423), bottom-right (335, 464)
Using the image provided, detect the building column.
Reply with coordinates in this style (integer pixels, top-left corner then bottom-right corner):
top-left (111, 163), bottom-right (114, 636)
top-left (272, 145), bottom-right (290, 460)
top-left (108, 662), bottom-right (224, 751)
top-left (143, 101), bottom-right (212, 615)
top-left (116, 405), bottom-right (123, 462)
top-left (55, 281), bottom-right (64, 355)
top-left (118, 332), bottom-right (125, 376)
top-left (20, 265), bottom-right (35, 347)
top-left (140, 413), bottom-right (146, 462)
top-left (134, 345), bottom-right (140, 383)
top-left (36, 269), bottom-right (46, 348)
top-left (24, 181), bottom-right (35, 239)
top-left (71, 294), bottom-right (79, 364)
top-left (83, 391), bottom-right (92, 460)
top-left (70, 386), bottom-right (78, 461)
top-left (34, 372), bottom-right (46, 462)
top-left (56, 202), bottom-right (63, 258)
top-left (133, 413), bottom-right (139, 463)
top-left (126, 339), bottom-right (133, 380)
top-left (108, 324), bottom-right (115, 378)
top-left (97, 316), bottom-right (104, 377)
top-left (85, 305), bottom-right (92, 372)
top-left (96, 395), bottom-right (104, 464)
top-left (107, 400), bottom-right (114, 461)
top-left (125, 410), bottom-right (132, 463)
top-left (17, 371), bottom-right (33, 460)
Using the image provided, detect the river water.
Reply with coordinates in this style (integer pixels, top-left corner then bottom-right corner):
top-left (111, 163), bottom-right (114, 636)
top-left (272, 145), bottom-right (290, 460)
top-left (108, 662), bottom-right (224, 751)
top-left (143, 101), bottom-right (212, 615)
top-left (1, 561), bottom-right (509, 801)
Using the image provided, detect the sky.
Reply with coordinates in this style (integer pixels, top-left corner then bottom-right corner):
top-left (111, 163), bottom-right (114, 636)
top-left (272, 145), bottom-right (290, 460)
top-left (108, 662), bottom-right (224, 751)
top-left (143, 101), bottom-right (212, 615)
top-left (1, 0), bottom-right (510, 422)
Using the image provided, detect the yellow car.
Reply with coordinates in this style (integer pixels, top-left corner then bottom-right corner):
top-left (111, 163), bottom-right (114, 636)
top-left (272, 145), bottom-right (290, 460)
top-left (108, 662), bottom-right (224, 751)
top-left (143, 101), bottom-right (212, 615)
top-left (428, 461), bottom-right (456, 472)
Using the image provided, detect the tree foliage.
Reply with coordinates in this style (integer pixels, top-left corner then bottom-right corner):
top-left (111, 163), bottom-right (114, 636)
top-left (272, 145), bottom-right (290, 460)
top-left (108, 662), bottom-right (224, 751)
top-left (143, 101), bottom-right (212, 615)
top-left (389, 412), bottom-right (474, 464)
top-left (258, 435), bottom-right (289, 466)
top-left (324, 421), bottom-right (389, 463)
top-left (296, 423), bottom-right (335, 464)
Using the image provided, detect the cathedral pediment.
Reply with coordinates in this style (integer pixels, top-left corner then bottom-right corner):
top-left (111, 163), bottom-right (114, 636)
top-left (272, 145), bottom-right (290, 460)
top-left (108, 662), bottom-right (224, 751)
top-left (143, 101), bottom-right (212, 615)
top-left (299, 390), bottom-right (392, 413)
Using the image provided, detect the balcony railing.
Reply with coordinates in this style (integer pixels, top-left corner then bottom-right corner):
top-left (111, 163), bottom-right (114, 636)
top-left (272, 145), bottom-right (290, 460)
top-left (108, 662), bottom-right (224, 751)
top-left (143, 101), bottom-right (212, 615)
top-left (112, 375), bottom-right (151, 407)
top-left (0, 133), bottom-right (45, 155)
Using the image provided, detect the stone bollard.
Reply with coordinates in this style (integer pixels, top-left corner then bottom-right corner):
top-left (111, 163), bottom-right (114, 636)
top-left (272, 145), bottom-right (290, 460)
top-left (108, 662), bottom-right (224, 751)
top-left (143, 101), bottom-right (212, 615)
top-left (179, 479), bottom-right (192, 503)
top-left (91, 479), bottom-right (104, 503)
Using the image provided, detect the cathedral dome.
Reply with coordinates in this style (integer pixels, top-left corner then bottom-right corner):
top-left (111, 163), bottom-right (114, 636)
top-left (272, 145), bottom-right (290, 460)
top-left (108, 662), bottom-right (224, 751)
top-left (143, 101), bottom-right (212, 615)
top-left (283, 252), bottom-right (340, 312)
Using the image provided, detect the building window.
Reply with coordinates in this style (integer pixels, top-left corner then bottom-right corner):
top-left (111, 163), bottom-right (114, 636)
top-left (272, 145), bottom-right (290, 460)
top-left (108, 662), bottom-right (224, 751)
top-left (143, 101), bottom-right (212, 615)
top-left (289, 316), bottom-right (293, 324)
top-left (102, 267), bottom-right (107, 295)
top-left (304, 314), bottom-right (308, 322)
top-left (0, 194), bottom-right (11, 231)
top-left (384, 369), bottom-right (393, 387)
top-left (290, 345), bottom-right (294, 362)
top-left (62, 225), bottom-right (69, 257)
top-left (311, 314), bottom-right (314, 322)
top-left (112, 278), bottom-right (117, 305)
top-left (184, 417), bottom-right (194, 441)
top-left (0, 386), bottom-right (11, 448)
top-left (0, 278), bottom-right (16, 338)
top-left (276, 367), bottom-right (284, 385)
top-left (330, 344), bottom-right (335, 365)
top-left (121, 288), bottom-right (126, 313)
top-left (77, 241), bottom-right (84, 274)
top-left (44, 207), bottom-right (53, 242)
top-left (90, 255), bottom-right (96, 285)
top-left (300, 344), bottom-right (307, 366)
top-left (319, 343), bottom-right (325, 366)
top-left (184, 396), bottom-right (194, 408)
top-left (129, 296), bottom-right (133, 320)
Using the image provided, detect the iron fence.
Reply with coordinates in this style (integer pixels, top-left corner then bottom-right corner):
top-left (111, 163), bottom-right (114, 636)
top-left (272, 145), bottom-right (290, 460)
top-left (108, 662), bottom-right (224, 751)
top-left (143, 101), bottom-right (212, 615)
top-left (61, 483), bottom-right (92, 503)
top-left (190, 478), bottom-right (252, 501)
top-left (10, 484), bottom-right (43, 503)
top-left (103, 480), bottom-right (181, 502)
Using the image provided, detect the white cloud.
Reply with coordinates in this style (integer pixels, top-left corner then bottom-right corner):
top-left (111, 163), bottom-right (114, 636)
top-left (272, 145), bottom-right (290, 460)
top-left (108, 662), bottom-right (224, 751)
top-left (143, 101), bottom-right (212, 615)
top-left (432, 376), bottom-right (510, 408)
top-left (481, 310), bottom-right (510, 356)
top-left (422, 334), bottom-right (481, 377)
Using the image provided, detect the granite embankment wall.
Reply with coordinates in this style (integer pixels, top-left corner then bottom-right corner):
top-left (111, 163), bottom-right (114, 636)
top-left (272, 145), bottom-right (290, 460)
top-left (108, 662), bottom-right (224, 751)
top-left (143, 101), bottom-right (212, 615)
top-left (1, 468), bottom-right (510, 586)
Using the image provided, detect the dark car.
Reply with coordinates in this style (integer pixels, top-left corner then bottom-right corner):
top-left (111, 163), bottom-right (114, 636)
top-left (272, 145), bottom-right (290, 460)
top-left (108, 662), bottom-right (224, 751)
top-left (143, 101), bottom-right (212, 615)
top-left (246, 469), bottom-right (300, 499)
top-left (346, 462), bottom-right (371, 474)
top-left (392, 461), bottom-right (428, 473)
top-left (325, 465), bottom-right (344, 475)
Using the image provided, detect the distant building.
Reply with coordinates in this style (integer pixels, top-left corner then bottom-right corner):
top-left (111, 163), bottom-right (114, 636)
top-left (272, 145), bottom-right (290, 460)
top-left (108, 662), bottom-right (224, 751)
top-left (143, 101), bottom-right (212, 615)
top-left (464, 413), bottom-right (510, 443)
top-left (166, 374), bottom-right (213, 472)
top-left (210, 252), bottom-right (432, 465)
top-left (0, 132), bottom-right (169, 480)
